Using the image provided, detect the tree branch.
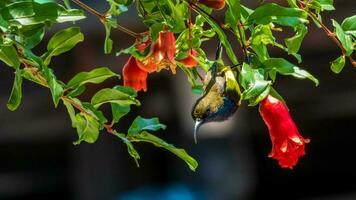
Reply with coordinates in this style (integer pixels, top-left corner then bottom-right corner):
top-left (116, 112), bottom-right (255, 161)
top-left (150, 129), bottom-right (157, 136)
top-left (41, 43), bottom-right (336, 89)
top-left (298, 0), bottom-right (356, 67)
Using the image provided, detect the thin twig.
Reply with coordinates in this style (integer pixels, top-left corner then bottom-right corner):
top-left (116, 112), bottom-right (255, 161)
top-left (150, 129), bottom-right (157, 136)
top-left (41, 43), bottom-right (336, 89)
top-left (236, 21), bottom-right (248, 58)
top-left (189, 2), bottom-right (234, 35)
top-left (71, 0), bottom-right (142, 39)
top-left (71, 0), bottom-right (105, 20)
top-left (137, 0), bottom-right (148, 16)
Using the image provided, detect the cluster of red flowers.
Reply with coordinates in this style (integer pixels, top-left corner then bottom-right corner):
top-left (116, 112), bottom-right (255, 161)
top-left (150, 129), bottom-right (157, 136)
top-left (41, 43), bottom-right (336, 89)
top-left (122, 17), bottom-right (308, 170)
top-left (122, 31), bottom-right (199, 92)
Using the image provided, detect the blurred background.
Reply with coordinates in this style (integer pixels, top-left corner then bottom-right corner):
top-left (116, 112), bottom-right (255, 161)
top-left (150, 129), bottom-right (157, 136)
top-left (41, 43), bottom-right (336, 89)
top-left (0, 0), bottom-right (355, 199)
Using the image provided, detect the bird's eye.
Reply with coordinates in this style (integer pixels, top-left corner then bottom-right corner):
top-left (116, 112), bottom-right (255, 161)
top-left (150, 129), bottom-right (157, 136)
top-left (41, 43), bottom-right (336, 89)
top-left (206, 108), bottom-right (211, 113)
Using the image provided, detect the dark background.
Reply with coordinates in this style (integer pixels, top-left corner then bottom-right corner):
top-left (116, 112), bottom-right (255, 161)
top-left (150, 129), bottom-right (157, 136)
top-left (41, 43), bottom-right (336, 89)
top-left (0, 0), bottom-right (355, 200)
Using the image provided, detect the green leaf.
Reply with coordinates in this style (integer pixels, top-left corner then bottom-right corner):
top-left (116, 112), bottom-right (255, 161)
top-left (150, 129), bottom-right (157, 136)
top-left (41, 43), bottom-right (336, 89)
top-left (42, 67), bottom-right (64, 107)
top-left (285, 24), bottom-right (308, 54)
top-left (332, 19), bottom-right (353, 56)
top-left (131, 131), bottom-right (198, 171)
top-left (318, 0), bottom-right (335, 11)
top-left (262, 58), bottom-right (319, 86)
top-left (0, 44), bottom-right (20, 69)
top-left (249, 85), bottom-right (270, 106)
top-left (63, 99), bottom-right (77, 127)
top-left (104, 20), bottom-right (114, 54)
top-left (197, 6), bottom-right (239, 64)
top-left (113, 132), bottom-right (141, 167)
top-left (91, 88), bottom-right (140, 109)
top-left (239, 63), bottom-right (270, 101)
top-left (43, 27), bottom-right (84, 65)
top-left (247, 3), bottom-right (308, 27)
top-left (128, 116), bottom-right (166, 136)
top-left (7, 68), bottom-right (23, 111)
top-left (225, 0), bottom-right (241, 30)
top-left (0, 2), bottom-right (85, 26)
top-left (73, 113), bottom-right (100, 145)
top-left (67, 85), bottom-right (86, 97)
top-left (63, 0), bottom-right (71, 9)
top-left (165, 0), bottom-right (186, 33)
top-left (341, 15), bottom-right (356, 37)
top-left (111, 86), bottom-right (137, 124)
top-left (63, 100), bottom-right (100, 145)
top-left (330, 55), bottom-right (345, 74)
top-left (19, 24), bottom-right (45, 49)
top-left (66, 67), bottom-right (119, 89)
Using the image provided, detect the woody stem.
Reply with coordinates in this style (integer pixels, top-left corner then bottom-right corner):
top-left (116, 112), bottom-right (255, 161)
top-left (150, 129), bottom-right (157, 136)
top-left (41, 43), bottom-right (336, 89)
top-left (297, 0), bottom-right (356, 67)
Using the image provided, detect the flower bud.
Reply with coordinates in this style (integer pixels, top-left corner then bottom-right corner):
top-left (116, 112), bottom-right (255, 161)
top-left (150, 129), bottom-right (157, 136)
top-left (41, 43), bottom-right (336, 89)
top-left (198, 0), bottom-right (225, 10)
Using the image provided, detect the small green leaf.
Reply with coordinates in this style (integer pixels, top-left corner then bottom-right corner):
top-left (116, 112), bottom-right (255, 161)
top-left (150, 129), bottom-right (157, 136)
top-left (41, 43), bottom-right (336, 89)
top-left (63, 99), bottom-right (100, 144)
top-left (197, 6), bottom-right (239, 65)
top-left (63, 100), bottom-right (77, 127)
top-left (66, 67), bottom-right (119, 89)
top-left (130, 131), bottom-right (198, 171)
top-left (42, 67), bottom-right (64, 107)
top-left (341, 15), bottom-right (356, 37)
top-left (332, 19), bottom-right (353, 56)
top-left (63, 0), bottom-right (71, 9)
top-left (113, 132), bottom-right (141, 167)
top-left (73, 113), bottom-right (100, 145)
top-left (44, 27), bottom-right (84, 65)
top-left (7, 68), bottom-right (23, 111)
top-left (91, 88), bottom-right (140, 109)
top-left (0, 45), bottom-right (20, 69)
top-left (111, 86), bottom-right (137, 124)
top-left (249, 85), bottom-right (270, 106)
top-left (318, 0), bottom-right (335, 11)
top-left (285, 24), bottom-right (308, 54)
top-left (330, 55), bottom-right (346, 74)
top-left (67, 85), bottom-right (86, 97)
top-left (224, 0), bottom-right (241, 30)
top-left (103, 19), bottom-right (117, 54)
top-left (128, 116), bottom-right (166, 136)
top-left (1, 2), bottom-right (85, 26)
top-left (20, 24), bottom-right (45, 49)
top-left (247, 3), bottom-right (308, 27)
top-left (263, 58), bottom-right (319, 86)
top-left (239, 63), bottom-right (270, 101)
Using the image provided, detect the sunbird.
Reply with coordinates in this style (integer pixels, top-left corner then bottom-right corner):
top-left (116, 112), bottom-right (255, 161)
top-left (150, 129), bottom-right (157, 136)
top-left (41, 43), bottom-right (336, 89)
top-left (191, 43), bottom-right (241, 143)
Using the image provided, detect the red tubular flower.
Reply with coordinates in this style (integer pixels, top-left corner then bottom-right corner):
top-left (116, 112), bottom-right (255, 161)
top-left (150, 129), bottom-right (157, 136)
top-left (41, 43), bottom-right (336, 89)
top-left (259, 95), bottom-right (310, 169)
top-left (123, 56), bottom-right (148, 92)
top-left (179, 48), bottom-right (199, 68)
top-left (198, 0), bottom-right (226, 10)
top-left (138, 31), bottom-right (176, 74)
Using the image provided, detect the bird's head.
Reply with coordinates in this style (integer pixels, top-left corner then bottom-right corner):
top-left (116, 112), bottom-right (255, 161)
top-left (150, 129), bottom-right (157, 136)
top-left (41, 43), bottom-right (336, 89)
top-left (191, 85), bottom-right (238, 143)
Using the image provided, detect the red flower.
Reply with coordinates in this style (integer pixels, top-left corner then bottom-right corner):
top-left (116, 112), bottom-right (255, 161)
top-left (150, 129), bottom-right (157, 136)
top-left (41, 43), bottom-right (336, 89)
top-left (259, 95), bottom-right (310, 169)
top-left (138, 31), bottom-right (176, 74)
top-left (179, 48), bottom-right (199, 68)
top-left (198, 0), bottom-right (226, 10)
top-left (123, 56), bottom-right (148, 92)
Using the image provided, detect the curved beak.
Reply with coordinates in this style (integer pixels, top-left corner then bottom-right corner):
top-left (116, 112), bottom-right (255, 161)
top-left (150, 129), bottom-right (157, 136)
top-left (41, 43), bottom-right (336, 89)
top-left (194, 119), bottom-right (204, 144)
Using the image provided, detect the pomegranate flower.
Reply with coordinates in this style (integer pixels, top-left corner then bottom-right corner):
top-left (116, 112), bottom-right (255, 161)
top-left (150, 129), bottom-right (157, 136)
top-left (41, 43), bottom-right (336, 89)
top-left (138, 31), bottom-right (176, 74)
top-left (179, 48), bottom-right (199, 68)
top-left (198, 0), bottom-right (226, 10)
top-left (259, 95), bottom-right (310, 169)
top-left (123, 56), bottom-right (148, 92)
